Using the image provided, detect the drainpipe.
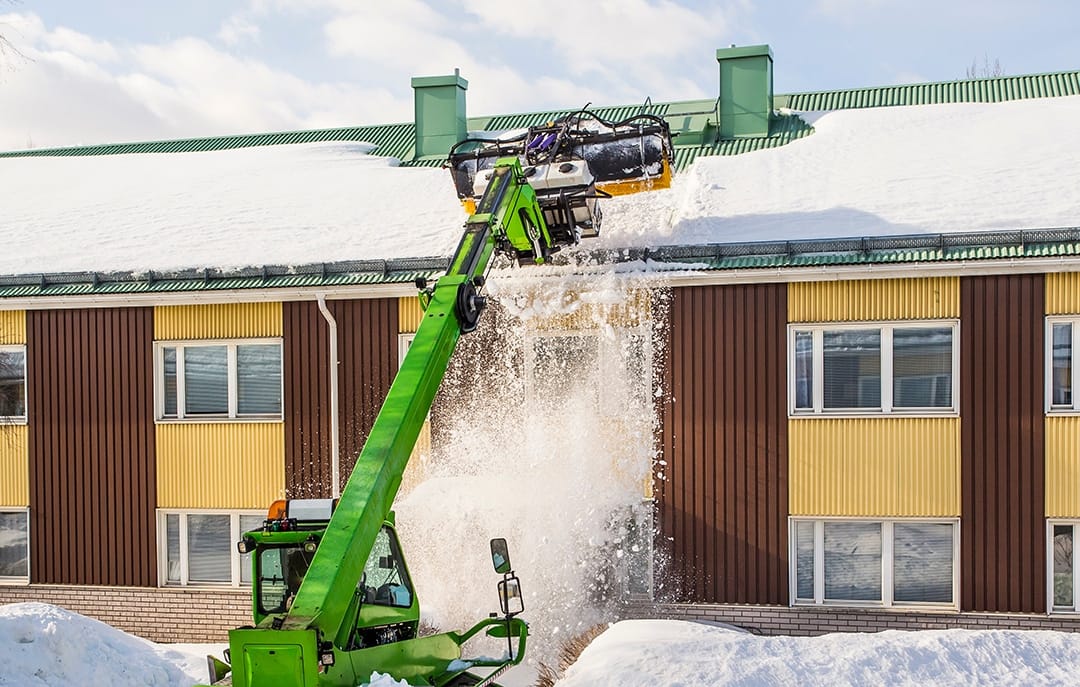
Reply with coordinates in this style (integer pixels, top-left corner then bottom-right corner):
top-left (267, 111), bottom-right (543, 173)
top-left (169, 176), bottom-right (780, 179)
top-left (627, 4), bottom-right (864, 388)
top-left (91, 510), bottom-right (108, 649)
top-left (315, 293), bottom-right (341, 499)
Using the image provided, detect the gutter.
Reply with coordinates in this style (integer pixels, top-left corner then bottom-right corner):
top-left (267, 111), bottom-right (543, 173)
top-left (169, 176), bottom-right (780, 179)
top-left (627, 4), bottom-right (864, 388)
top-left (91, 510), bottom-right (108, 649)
top-left (316, 293), bottom-right (341, 499)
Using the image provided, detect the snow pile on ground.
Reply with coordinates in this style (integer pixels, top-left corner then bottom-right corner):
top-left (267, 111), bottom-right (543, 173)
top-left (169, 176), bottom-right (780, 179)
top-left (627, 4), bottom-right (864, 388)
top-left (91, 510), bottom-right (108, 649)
top-left (556, 619), bottom-right (1080, 687)
top-left (3, 95), bottom-right (1080, 276)
top-left (0, 602), bottom-right (213, 686)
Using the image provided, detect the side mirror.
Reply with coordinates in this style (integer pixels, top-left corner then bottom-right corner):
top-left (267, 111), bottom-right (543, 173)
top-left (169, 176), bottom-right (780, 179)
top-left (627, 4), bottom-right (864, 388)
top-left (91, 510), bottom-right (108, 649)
top-left (498, 576), bottom-right (524, 617)
top-left (490, 538), bottom-right (512, 574)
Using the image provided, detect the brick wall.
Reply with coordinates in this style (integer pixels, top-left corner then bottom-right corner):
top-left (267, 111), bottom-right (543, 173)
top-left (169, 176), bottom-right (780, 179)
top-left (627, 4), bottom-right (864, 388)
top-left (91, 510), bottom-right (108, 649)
top-left (0, 585), bottom-right (250, 643)
top-left (623, 601), bottom-right (1080, 635)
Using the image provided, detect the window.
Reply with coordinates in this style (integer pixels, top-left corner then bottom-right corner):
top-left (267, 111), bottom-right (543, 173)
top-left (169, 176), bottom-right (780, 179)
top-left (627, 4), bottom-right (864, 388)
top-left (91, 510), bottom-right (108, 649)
top-left (1047, 318), bottom-right (1080, 413)
top-left (790, 322), bottom-right (958, 415)
top-left (0, 346), bottom-right (27, 423)
top-left (792, 519), bottom-right (957, 607)
top-left (156, 340), bottom-right (282, 420)
top-left (525, 329), bottom-right (653, 417)
top-left (159, 511), bottom-right (263, 586)
top-left (1049, 521), bottom-right (1080, 613)
top-left (0, 509), bottom-right (29, 582)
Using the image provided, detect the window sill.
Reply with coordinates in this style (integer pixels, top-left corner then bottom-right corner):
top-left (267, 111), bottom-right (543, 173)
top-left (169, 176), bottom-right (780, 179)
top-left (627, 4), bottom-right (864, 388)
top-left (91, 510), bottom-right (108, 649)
top-left (1046, 410), bottom-right (1080, 417)
top-left (155, 417), bottom-right (283, 425)
top-left (792, 600), bottom-right (958, 612)
top-left (0, 418), bottom-right (28, 426)
top-left (0, 578), bottom-right (30, 586)
top-left (159, 583), bottom-right (251, 591)
top-left (789, 411), bottom-right (959, 420)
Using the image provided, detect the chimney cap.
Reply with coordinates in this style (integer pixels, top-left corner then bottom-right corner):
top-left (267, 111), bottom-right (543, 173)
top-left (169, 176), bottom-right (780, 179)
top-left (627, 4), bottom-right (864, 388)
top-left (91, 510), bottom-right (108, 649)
top-left (716, 44), bottom-right (773, 62)
top-left (411, 71), bottom-right (469, 90)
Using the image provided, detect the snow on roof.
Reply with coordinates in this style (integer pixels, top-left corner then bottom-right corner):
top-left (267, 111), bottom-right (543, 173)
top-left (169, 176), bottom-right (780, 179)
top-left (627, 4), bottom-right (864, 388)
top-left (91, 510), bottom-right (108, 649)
top-left (2, 95), bottom-right (1079, 277)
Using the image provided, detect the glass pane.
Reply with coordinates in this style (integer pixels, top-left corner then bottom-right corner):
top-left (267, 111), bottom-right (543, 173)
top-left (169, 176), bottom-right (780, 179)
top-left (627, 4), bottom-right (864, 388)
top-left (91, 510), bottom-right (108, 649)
top-left (893, 523), bottom-right (953, 603)
top-left (166, 514), bottom-right (180, 583)
top-left (0, 511), bottom-right (28, 577)
top-left (823, 330), bottom-right (881, 409)
top-left (162, 347), bottom-right (178, 418)
top-left (239, 514), bottom-right (264, 585)
top-left (0, 350), bottom-right (26, 418)
top-left (531, 335), bottom-right (601, 409)
top-left (1054, 525), bottom-right (1074, 609)
top-left (361, 527), bottom-right (414, 608)
top-left (1052, 324), bottom-right (1072, 407)
top-left (794, 332), bottom-right (813, 410)
top-left (258, 547), bottom-right (289, 615)
top-left (824, 522), bottom-right (881, 601)
top-left (796, 521), bottom-right (815, 599)
top-left (237, 344), bottom-right (282, 415)
top-left (185, 346), bottom-right (228, 415)
top-left (187, 514), bottom-right (231, 583)
top-left (893, 328), bottom-right (953, 408)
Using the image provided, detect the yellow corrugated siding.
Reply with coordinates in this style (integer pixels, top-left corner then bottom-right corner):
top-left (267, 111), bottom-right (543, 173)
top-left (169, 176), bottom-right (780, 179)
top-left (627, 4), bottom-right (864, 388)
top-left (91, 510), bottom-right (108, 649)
top-left (788, 277), bottom-right (959, 322)
top-left (789, 417), bottom-right (960, 516)
top-left (399, 297), bottom-right (424, 334)
top-left (0, 425), bottom-right (28, 506)
top-left (154, 303), bottom-right (282, 340)
top-left (1047, 416), bottom-right (1080, 516)
top-left (0, 311), bottom-right (26, 344)
top-left (156, 423), bottom-right (284, 508)
top-left (400, 421), bottom-right (432, 496)
top-left (1046, 272), bottom-right (1080, 314)
top-left (529, 289), bottom-right (652, 331)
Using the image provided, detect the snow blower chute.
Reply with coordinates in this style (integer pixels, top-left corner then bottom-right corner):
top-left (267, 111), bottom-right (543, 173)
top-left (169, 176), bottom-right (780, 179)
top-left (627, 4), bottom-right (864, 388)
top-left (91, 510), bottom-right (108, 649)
top-left (448, 109), bottom-right (673, 260)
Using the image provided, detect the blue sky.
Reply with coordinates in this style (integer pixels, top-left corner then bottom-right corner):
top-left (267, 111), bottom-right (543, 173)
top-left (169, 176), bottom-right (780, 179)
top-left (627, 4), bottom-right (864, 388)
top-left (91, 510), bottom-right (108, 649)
top-left (1, 0), bottom-right (1078, 150)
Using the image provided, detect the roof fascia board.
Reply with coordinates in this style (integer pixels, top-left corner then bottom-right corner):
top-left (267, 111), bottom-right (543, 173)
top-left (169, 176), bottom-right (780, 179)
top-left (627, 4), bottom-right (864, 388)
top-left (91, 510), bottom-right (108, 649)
top-left (0, 282), bottom-right (418, 311)
top-left (5, 254), bottom-right (1080, 311)
top-left (660, 255), bottom-right (1080, 287)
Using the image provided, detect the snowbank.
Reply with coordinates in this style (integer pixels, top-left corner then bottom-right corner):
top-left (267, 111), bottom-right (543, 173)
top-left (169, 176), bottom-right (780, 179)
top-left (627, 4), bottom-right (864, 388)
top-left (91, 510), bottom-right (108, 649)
top-left (0, 603), bottom-right (214, 687)
top-left (556, 619), bottom-right (1080, 687)
top-left (3, 95), bottom-right (1080, 277)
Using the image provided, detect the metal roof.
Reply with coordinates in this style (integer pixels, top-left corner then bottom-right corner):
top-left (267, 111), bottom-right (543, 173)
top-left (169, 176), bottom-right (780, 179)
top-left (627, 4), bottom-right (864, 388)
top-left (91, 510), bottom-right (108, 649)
top-left (778, 70), bottom-right (1080, 112)
top-left (5, 70), bottom-right (1075, 162)
top-left (2, 229), bottom-right (1080, 300)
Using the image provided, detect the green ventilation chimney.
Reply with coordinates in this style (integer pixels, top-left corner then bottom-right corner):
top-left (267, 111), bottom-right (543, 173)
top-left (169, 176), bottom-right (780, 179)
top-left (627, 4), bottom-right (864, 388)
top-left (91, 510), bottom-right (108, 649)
top-left (411, 69), bottom-right (468, 158)
top-left (716, 44), bottom-right (773, 139)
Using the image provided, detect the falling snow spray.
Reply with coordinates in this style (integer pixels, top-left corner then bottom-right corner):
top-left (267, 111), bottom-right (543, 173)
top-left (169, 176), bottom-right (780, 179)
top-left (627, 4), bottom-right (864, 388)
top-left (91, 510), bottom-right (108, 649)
top-left (393, 267), bottom-right (670, 676)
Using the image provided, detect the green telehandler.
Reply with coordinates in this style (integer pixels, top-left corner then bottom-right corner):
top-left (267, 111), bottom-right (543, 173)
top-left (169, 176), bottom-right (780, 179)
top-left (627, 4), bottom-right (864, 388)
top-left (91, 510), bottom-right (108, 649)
top-left (200, 110), bottom-right (673, 687)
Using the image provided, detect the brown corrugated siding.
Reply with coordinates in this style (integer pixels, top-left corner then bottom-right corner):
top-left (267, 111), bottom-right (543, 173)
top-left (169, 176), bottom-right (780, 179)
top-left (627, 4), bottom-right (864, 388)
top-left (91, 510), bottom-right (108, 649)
top-left (961, 275), bottom-right (1045, 613)
top-left (26, 308), bottom-right (156, 586)
top-left (284, 299), bottom-right (398, 497)
top-left (657, 284), bottom-right (788, 604)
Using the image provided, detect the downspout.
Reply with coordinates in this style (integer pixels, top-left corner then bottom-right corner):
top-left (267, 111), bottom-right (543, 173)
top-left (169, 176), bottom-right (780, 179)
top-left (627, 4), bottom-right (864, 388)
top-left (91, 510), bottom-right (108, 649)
top-left (315, 293), bottom-right (341, 499)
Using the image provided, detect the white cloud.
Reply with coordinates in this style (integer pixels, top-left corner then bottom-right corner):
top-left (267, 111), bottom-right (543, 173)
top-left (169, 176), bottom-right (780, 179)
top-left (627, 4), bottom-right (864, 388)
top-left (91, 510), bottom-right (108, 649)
top-left (217, 15), bottom-right (261, 47)
top-left (0, 12), bottom-right (415, 150)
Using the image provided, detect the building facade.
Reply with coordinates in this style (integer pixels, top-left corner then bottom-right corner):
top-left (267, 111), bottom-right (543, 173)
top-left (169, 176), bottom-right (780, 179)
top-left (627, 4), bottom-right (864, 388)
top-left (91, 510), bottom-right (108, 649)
top-left (3, 48), bottom-right (1080, 641)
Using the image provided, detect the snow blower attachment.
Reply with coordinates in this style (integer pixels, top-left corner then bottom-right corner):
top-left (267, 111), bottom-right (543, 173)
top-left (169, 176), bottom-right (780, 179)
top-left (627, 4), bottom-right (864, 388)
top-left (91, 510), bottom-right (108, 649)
top-left (448, 109), bottom-right (674, 262)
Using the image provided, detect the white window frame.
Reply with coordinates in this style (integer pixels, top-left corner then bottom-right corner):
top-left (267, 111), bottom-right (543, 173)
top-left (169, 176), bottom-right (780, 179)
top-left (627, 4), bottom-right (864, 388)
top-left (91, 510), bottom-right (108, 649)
top-left (789, 517), bottom-right (960, 609)
top-left (398, 332), bottom-right (415, 366)
top-left (0, 344), bottom-right (28, 425)
top-left (154, 339), bottom-right (283, 422)
top-left (0, 507), bottom-right (30, 584)
top-left (1045, 317), bottom-right (1080, 414)
top-left (157, 510), bottom-right (264, 588)
top-left (1048, 519), bottom-right (1080, 614)
top-left (788, 320), bottom-right (960, 417)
